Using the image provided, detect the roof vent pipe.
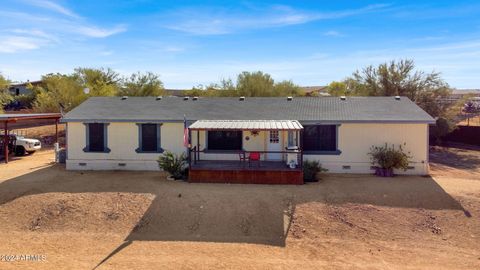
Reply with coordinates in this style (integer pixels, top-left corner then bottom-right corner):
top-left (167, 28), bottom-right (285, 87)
top-left (340, 96), bottom-right (346, 101)
top-left (183, 96), bottom-right (189, 100)
top-left (121, 96), bottom-right (128, 100)
top-left (192, 96), bottom-right (198, 101)
top-left (287, 96), bottom-right (293, 101)
top-left (239, 96), bottom-right (245, 101)
top-left (156, 96), bottom-right (162, 100)
top-left (394, 96), bottom-right (401, 100)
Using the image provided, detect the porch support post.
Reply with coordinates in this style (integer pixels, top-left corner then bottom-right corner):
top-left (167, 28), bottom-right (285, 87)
top-left (299, 130), bottom-right (303, 168)
top-left (3, 121), bottom-right (8, 164)
top-left (196, 130), bottom-right (200, 162)
top-left (296, 130), bottom-right (299, 146)
top-left (188, 128), bottom-right (192, 169)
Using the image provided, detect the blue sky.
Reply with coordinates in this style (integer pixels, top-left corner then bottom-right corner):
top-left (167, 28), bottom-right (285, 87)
top-left (1, 0), bottom-right (480, 89)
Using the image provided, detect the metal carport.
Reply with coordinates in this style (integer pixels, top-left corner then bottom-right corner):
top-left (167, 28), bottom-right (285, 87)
top-left (0, 113), bottom-right (62, 163)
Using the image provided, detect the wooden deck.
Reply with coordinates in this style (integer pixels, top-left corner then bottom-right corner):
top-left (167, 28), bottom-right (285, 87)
top-left (189, 160), bottom-right (304, 185)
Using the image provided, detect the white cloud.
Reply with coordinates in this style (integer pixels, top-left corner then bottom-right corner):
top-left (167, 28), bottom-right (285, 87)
top-left (74, 25), bottom-right (127, 38)
top-left (323, 30), bottom-right (344, 37)
top-left (8, 28), bottom-right (58, 41)
top-left (0, 1), bottom-right (127, 53)
top-left (163, 4), bottom-right (390, 35)
top-left (0, 36), bottom-right (42, 53)
top-left (0, 28), bottom-right (58, 53)
top-left (22, 0), bottom-right (80, 18)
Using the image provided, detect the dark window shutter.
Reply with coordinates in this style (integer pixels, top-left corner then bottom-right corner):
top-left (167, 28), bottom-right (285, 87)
top-left (303, 125), bottom-right (337, 151)
top-left (88, 123), bottom-right (105, 152)
top-left (141, 124), bottom-right (158, 151)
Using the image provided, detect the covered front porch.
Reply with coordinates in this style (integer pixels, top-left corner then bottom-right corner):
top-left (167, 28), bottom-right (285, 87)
top-left (187, 120), bottom-right (304, 185)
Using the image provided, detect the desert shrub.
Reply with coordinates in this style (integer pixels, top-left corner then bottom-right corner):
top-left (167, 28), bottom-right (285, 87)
top-left (157, 151), bottom-right (187, 180)
top-left (0, 91), bottom-right (13, 113)
top-left (430, 117), bottom-right (456, 145)
top-left (303, 160), bottom-right (327, 182)
top-left (5, 94), bottom-right (36, 110)
top-left (368, 143), bottom-right (411, 171)
top-left (14, 94), bottom-right (36, 107)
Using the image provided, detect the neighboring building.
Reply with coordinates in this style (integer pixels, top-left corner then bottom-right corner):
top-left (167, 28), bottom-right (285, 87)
top-left (301, 86), bottom-right (329, 96)
top-left (8, 80), bottom-right (42, 96)
top-left (62, 96), bottom-right (434, 184)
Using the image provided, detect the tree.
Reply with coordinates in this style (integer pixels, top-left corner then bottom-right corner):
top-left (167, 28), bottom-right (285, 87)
top-left (340, 59), bottom-right (460, 141)
top-left (74, 67), bottom-right (120, 96)
top-left (346, 59), bottom-right (451, 118)
top-left (431, 117), bottom-right (456, 145)
top-left (0, 91), bottom-right (13, 114)
top-left (273, 80), bottom-right (302, 96)
top-left (33, 73), bottom-right (86, 113)
top-left (326, 81), bottom-right (349, 96)
top-left (119, 72), bottom-right (165, 96)
top-left (463, 100), bottom-right (480, 126)
top-left (186, 78), bottom-right (237, 97)
top-left (185, 72), bottom-right (302, 97)
top-left (0, 73), bottom-right (9, 90)
top-left (0, 74), bottom-right (12, 113)
top-left (236, 71), bottom-right (275, 97)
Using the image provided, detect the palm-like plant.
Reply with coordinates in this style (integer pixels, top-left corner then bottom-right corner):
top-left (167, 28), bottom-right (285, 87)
top-left (157, 151), bottom-right (187, 180)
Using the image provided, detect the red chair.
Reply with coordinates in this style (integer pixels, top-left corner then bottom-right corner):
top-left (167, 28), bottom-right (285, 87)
top-left (248, 152), bottom-right (261, 167)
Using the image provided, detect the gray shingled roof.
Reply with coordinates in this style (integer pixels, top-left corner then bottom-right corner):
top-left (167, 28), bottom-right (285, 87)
top-left (62, 96), bottom-right (435, 123)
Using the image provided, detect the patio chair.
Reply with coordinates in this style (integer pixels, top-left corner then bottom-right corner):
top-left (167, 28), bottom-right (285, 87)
top-left (248, 152), bottom-right (261, 167)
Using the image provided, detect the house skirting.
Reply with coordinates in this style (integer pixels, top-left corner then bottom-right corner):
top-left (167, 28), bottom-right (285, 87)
top-left (66, 159), bottom-right (160, 171)
top-left (66, 158), bottom-right (429, 176)
top-left (317, 161), bottom-right (429, 175)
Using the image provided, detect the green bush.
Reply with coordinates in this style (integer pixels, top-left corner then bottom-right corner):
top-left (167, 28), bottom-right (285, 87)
top-left (303, 160), bottom-right (327, 182)
top-left (368, 143), bottom-right (411, 170)
top-left (0, 91), bottom-right (13, 113)
top-left (13, 94), bottom-right (36, 108)
top-left (157, 151), bottom-right (187, 180)
top-left (430, 117), bottom-right (456, 145)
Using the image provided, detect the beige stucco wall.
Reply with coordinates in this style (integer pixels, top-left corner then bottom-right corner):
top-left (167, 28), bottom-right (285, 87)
top-left (66, 121), bottom-right (429, 174)
top-left (303, 123), bottom-right (429, 175)
top-left (66, 122), bottom-right (185, 170)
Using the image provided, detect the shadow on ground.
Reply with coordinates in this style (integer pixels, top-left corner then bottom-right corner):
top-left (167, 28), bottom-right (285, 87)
top-left (0, 165), bottom-right (471, 268)
top-left (430, 146), bottom-right (480, 170)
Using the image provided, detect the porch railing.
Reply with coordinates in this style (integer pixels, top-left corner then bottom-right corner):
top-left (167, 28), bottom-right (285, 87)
top-left (188, 148), bottom-right (303, 169)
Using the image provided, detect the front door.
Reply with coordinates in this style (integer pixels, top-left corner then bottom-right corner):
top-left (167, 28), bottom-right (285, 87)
top-left (267, 130), bottom-right (282, 160)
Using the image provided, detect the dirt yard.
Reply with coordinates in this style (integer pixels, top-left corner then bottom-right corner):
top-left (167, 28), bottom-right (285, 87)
top-left (0, 145), bottom-right (479, 269)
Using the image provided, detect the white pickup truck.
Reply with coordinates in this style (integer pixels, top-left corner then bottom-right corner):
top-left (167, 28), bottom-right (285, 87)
top-left (0, 134), bottom-right (42, 156)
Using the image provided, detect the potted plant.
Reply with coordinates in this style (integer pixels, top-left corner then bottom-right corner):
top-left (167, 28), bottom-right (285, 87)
top-left (368, 143), bottom-right (411, 177)
top-left (157, 151), bottom-right (188, 180)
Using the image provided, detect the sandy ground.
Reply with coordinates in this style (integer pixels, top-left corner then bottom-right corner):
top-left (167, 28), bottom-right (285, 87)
top-left (0, 144), bottom-right (479, 269)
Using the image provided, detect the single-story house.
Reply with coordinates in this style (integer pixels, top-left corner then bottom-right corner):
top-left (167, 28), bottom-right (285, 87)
top-left (8, 80), bottom-right (42, 96)
top-left (61, 96), bottom-right (435, 184)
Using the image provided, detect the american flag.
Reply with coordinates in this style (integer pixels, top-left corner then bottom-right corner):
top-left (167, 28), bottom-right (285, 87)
top-left (183, 115), bottom-right (189, 147)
